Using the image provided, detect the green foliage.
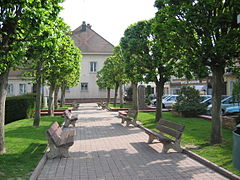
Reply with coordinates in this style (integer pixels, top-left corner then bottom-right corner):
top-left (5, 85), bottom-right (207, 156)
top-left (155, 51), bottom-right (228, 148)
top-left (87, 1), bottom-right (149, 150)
top-left (97, 45), bottom-right (128, 89)
top-left (145, 86), bottom-right (152, 97)
top-left (173, 86), bottom-right (206, 117)
top-left (124, 86), bottom-right (133, 101)
top-left (0, 116), bottom-right (64, 179)
top-left (0, 0), bottom-right (64, 75)
top-left (120, 21), bottom-right (149, 83)
top-left (232, 81), bottom-right (240, 105)
top-left (5, 93), bottom-right (36, 124)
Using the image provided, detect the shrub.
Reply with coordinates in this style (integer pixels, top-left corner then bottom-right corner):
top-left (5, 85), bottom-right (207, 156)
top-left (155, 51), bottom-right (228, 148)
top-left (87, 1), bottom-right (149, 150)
top-left (5, 93), bottom-right (36, 124)
top-left (124, 86), bottom-right (133, 102)
top-left (173, 86), bottom-right (206, 117)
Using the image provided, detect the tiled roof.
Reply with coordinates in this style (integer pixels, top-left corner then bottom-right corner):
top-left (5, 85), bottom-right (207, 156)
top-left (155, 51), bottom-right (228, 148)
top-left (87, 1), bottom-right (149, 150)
top-left (71, 22), bottom-right (114, 54)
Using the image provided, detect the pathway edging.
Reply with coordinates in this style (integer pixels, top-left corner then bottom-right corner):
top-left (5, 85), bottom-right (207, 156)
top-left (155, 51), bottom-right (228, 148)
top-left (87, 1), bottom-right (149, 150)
top-left (182, 149), bottom-right (240, 180)
top-left (29, 153), bottom-right (47, 180)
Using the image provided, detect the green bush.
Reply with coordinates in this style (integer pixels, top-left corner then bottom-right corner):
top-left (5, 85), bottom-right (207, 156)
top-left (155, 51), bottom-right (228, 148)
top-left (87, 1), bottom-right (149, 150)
top-left (124, 86), bottom-right (133, 102)
top-left (173, 86), bottom-right (206, 117)
top-left (5, 93), bottom-right (36, 124)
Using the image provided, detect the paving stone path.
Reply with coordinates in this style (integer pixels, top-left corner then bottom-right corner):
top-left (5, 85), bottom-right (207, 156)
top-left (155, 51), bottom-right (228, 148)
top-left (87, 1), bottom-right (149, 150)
top-left (37, 103), bottom-right (228, 180)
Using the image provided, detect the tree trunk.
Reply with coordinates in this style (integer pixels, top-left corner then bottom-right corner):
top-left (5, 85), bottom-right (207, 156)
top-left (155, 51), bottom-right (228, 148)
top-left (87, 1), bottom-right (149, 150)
top-left (60, 86), bottom-right (66, 107)
top-left (113, 83), bottom-right (119, 107)
top-left (155, 80), bottom-right (165, 122)
top-left (210, 65), bottom-right (224, 144)
top-left (33, 62), bottom-right (42, 127)
top-left (132, 82), bottom-right (139, 113)
top-left (48, 84), bottom-right (55, 116)
top-left (54, 86), bottom-right (59, 109)
top-left (119, 82), bottom-right (123, 108)
top-left (106, 87), bottom-right (111, 105)
top-left (0, 70), bottom-right (9, 154)
top-left (41, 86), bottom-right (44, 109)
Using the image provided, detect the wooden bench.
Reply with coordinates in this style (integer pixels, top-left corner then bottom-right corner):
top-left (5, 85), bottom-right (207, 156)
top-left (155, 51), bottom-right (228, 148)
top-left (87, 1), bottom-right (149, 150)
top-left (46, 121), bottom-right (76, 159)
top-left (138, 120), bottom-right (185, 153)
top-left (62, 109), bottom-right (78, 127)
top-left (119, 109), bottom-right (138, 127)
top-left (97, 102), bottom-right (111, 111)
top-left (72, 102), bottom-right (80, 110)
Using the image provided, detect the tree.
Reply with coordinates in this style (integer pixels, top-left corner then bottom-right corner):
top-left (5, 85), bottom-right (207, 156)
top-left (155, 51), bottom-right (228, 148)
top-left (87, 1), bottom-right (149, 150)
top-left (97, 46), bottom-right (128, 107)
top-left (43, 32), bottom-right (81, 116)
top-left (96, 66), bottom-right (114, 105)
top-left (111, 46), bottom-right (129, 107)
top-left (120, 20), bottom-right (183, 121)
top-left (155, 0), bottom-right (240, 143)
top-left (120, 22), bottom-right (148, 112)
top-left (0, 0), bottom-right (63, 154)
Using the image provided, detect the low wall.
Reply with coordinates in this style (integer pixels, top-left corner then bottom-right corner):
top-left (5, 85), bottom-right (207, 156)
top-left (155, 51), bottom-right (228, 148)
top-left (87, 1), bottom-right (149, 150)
top-left (65, 98), bottom-right (115, 103)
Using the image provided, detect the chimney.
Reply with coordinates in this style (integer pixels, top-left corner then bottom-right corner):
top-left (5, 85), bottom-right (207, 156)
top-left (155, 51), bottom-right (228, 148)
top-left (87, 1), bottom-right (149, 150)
top-left (87, 23), bottom-right (92, 29)
top-left (80, 21), bottom-right (86, 32)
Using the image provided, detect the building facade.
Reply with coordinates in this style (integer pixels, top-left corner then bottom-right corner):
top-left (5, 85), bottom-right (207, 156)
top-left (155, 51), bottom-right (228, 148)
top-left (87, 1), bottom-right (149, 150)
top-left (65, 22), bottom-right (114, 102)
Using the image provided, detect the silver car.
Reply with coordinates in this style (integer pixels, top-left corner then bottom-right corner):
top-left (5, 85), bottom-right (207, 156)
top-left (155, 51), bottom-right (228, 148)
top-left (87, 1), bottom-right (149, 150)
top-left (162, 95), bottom-right (179, 108)
top-left (207, 96), bottom-right (238, 114)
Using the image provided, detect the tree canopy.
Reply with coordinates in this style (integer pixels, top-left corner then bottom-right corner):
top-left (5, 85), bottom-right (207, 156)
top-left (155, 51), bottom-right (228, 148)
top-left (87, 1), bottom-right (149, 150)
top-left (154, 0), bottom-right (240, 143)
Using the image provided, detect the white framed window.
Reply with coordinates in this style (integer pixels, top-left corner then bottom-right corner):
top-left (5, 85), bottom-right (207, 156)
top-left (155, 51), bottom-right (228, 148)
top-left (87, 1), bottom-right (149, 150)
top-left (19, 84), bottom-right (26, 94)
top-left (7, 84), bottom-right (14, 95)
top-left (81, 83), bottom-right (88, 91)
top-left (90, 62), bottom-right (97, 72)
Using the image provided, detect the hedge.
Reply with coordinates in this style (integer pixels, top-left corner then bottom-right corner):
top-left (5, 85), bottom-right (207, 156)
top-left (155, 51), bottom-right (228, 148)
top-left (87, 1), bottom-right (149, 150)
top-left (5, 93), bottom-right (36, 124)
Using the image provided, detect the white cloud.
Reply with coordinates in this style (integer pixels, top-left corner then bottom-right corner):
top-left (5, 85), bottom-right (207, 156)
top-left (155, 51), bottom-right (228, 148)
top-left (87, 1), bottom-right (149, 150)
top-left (60, 0), bottom-right (157, 45)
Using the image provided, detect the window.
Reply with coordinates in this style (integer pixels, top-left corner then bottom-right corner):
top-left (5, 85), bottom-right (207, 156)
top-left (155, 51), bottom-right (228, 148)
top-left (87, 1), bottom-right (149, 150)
top-left (81, 83), bottom-right (88, 91)
top-left (7, 84), bottom-right (13, 95)
top-left (19, 84), bottom-right (26, 94)
top-left (90, 62), bottom-right (97, 72)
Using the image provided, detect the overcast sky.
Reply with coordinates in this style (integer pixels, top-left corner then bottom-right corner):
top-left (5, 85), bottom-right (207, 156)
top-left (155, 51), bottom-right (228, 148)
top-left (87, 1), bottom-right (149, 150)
top-left (60, 0), bottom-right (157, 45)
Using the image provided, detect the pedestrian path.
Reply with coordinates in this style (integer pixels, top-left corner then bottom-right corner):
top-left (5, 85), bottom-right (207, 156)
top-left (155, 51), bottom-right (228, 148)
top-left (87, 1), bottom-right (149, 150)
top-left (37, 103), bottom-right (228, 180)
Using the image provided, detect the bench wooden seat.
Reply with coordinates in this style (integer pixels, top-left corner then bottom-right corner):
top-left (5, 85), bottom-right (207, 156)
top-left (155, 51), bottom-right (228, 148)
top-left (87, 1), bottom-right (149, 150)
top-left (46, 121), bottom-right (76, 159)
top-left (63, 109), bottom-right (78, 127)
top-left (97, 102), bottom-right (110, 111)
top-left (72, 102), bottom-right (80, 110)
top-left (119, 109), bottom-right (138, 127)
top-left (138, 119), bottom-right (185, 153)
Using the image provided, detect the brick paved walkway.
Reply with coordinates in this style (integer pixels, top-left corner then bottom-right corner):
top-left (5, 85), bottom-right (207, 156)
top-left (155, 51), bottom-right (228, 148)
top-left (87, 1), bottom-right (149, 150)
top-left (37, 103), bottom-right (228, 180)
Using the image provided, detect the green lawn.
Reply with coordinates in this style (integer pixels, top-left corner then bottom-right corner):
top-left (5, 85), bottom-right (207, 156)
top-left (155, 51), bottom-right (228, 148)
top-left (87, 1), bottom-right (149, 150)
top-left (137, 112), bottom-right (240, 176)
top-left (108, 103), bottom-right (133, 109)
top-left (0, 116), bottom-right (64, 179)
top-left (43, 104), bottom-right (71, 110)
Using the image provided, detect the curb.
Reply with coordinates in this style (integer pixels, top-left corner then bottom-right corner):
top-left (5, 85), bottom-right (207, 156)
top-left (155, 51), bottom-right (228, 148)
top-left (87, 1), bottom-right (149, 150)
top-left (29, 153), bottom-right (47, 180)
top-left (182, 149), bottom-right (240, 180)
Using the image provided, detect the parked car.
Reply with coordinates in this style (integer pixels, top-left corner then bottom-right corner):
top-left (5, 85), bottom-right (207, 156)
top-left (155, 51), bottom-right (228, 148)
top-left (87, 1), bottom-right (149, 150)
top-left (224, 106), bottom-right (240, 115)
top-left (207, 96), bottom-right (238, 114)
top-left (200, 95), bottom-right (212, 101)
top-left (151, 95), bottom-right (170, 106)
top-left (162, 95), bottom-right (179, 108)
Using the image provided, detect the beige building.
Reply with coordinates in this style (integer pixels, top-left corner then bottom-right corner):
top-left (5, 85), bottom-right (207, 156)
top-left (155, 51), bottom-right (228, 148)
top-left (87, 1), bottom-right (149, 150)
top-left (65, 21), bottom-right (114, 102)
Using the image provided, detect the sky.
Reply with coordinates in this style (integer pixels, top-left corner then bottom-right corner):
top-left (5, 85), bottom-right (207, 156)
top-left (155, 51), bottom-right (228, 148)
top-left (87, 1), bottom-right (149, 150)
top-left (60, 0), bottom-right (157, 45)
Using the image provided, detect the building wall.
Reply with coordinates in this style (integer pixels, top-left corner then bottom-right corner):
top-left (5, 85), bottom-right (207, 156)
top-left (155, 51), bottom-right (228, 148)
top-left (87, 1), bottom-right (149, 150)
top-left (7, 79), bottom-right (33, 97)
top-left (65, 54), bottom-right (114, 99)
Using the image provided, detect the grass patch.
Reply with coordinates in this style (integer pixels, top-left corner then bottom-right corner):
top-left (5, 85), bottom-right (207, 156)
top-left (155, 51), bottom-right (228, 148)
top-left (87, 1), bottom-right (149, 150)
top-left (137, 112), bottom-right (240, 176)
top-left (108, 103), bottom-right (133, 108)
top-left (43, 105), bottom-right (71, 110)
top-left (0, 116), bottom-right (64, 179)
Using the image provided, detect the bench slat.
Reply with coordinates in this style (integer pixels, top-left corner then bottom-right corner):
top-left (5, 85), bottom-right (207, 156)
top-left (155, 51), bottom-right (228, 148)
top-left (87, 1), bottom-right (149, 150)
top-left (159, 119), bottom-right (185, 132)
top-left (156, 124), bottom-right (182, 139)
